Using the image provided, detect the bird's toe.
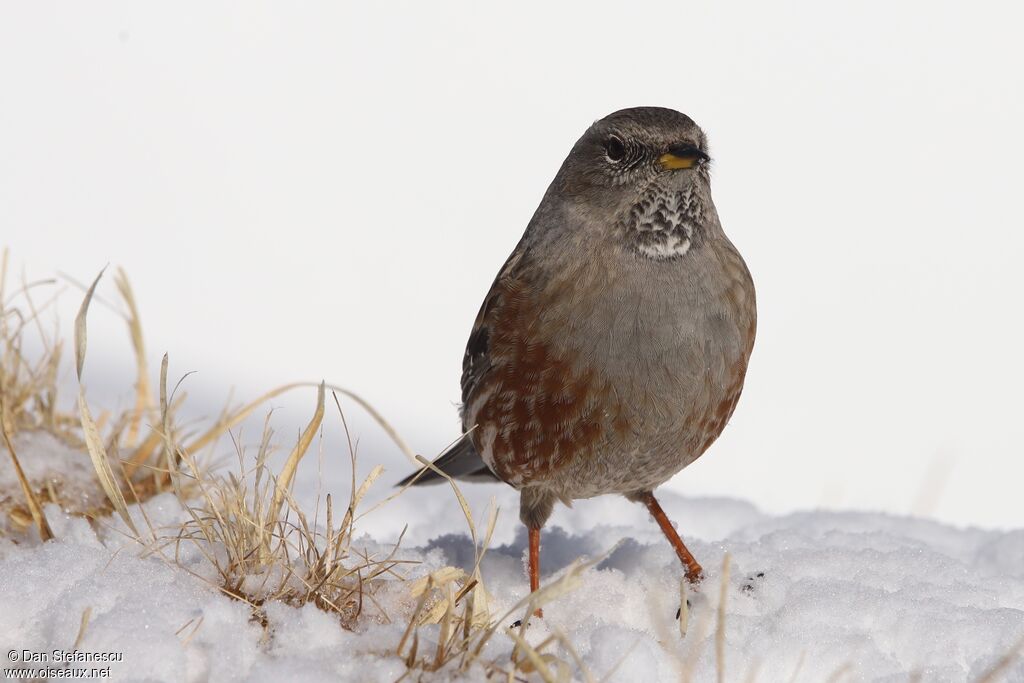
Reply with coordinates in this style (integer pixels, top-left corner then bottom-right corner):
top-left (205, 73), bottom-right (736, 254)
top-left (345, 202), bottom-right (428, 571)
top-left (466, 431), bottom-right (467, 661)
top-left (674, 598), bottom-right (694, 621)
top-left (740, 571), bottom-right (766, 594)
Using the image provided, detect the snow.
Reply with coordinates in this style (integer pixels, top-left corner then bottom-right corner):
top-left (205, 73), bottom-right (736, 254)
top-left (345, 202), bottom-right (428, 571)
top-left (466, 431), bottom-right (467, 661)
top-left (0, 432), bottom-right (107, 528)
top-left (3, 434), bottom-right (1024, 682)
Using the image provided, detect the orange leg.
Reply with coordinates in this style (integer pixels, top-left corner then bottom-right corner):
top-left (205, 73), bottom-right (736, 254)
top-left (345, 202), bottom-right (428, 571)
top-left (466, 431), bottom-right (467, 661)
top-left (528, 526), bottom-right (541, 592)
top-left (528, 526), bottom-right (543, 617)
top-left (638, 492), bottom-right (704, 584)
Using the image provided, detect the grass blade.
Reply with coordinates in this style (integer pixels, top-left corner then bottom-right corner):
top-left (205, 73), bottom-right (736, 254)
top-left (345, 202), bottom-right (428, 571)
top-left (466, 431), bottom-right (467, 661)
top-left (0, 400), bottom-right (54, 540)
top-left (269, 381), bottom-right (325, 523)
top-left (74, 267), bottom-right (138, 536)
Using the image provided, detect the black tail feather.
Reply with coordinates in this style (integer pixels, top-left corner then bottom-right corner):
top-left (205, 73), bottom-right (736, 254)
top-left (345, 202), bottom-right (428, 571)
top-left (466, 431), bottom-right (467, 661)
top-left (396, 436), bottom-right (499, 487)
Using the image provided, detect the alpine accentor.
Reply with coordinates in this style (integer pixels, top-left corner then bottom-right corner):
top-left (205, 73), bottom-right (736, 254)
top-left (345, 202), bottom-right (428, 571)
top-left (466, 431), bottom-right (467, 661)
top-left (401, 106), bottom-right (756, 595)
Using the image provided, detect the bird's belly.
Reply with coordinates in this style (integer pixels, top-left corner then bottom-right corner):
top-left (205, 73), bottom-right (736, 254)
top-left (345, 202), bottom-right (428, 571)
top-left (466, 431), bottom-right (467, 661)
top-left (551, 335), bottom-right (748, 498)
top-left (469, 246), bottom-right (755, 498)
top-left (472, 312), bottom-right (750, 498)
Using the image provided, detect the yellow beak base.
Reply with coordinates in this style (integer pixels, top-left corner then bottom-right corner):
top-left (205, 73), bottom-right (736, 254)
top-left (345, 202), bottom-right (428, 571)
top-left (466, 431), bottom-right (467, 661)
top-left (658, 153), bottom-right (699, 170)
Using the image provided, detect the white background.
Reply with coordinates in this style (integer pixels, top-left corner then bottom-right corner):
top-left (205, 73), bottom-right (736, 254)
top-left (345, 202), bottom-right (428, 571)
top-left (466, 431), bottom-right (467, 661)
top-left (2, 2), bottom-right (1022, 528)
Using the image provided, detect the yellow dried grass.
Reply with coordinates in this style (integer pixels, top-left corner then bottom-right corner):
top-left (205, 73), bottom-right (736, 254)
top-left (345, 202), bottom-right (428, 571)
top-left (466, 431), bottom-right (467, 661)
top-left (0, 249), bottom-right (63, 436)
top-left (268, 380), bottom-right (325, 524)
top-left (0, 400), bottom-right (53, 540)
top-left (0, 248), bottom-right (55, 539)
top-left (113, 267), bottom-right (154, 449)
top-left (74, 266), bottom-right (139, 536)
top-left (716, 553), bottom-right (730, 683)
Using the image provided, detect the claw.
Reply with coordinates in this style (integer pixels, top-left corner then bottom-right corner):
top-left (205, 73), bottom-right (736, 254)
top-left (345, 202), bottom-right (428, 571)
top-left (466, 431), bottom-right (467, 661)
top-left (740, 571), bottom-right (766, 594)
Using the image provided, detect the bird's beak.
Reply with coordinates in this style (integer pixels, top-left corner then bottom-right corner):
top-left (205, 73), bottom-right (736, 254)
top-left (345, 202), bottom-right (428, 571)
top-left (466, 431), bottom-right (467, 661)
top-left (658, 144), bottom-right (709, 170)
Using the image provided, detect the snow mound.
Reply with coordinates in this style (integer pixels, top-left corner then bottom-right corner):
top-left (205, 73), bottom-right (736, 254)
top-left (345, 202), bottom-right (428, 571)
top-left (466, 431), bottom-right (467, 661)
top-left (2, 460), bottom-right (1023, 681)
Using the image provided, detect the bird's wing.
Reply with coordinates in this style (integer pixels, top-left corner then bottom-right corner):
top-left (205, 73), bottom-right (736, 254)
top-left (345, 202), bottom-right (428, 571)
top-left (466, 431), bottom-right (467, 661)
top-left (460, 245), bottom-right (529, 411)
top-left (394, 244), bottom-right (535, 489)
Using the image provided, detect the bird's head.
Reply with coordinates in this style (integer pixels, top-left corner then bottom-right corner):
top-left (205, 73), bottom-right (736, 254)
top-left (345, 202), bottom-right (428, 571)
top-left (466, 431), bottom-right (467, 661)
top-left (550, 107), bottom-right (716, 260)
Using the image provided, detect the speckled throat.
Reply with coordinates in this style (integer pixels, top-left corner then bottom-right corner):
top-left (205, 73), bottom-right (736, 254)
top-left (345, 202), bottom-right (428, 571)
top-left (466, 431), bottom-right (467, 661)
top-left (625, 184), bottom-right (706, 259)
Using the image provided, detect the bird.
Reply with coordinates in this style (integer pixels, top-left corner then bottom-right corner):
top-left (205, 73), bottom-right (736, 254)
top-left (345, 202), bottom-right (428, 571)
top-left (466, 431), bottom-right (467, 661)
top-left (400, 106), bottom-right (756, 601)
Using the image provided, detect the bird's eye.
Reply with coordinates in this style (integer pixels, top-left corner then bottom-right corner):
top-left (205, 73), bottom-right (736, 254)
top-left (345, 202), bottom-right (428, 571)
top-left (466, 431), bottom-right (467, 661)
top-left (604, 136), bottom-right (626, 162)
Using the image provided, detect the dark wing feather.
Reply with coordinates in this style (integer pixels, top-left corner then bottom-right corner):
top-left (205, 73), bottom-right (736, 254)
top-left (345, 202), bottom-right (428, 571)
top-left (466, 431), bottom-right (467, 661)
top-left (460, 246), bottom-right (528, 412)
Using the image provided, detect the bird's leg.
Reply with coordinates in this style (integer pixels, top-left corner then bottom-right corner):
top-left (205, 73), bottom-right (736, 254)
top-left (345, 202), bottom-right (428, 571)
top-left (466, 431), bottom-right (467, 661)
top-left (637, 491), bottom-right (704, 584)
top-left (519, 488), bottom-right (554, 620)
top-left (528, 525), bottom-right (541, 593)
top-left (528, 525), bottom-right (543, 618)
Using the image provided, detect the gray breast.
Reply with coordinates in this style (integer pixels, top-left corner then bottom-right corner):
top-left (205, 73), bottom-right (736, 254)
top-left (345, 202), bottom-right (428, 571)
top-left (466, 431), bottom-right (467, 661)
top-left (538, 234), bottom-right (755, 498)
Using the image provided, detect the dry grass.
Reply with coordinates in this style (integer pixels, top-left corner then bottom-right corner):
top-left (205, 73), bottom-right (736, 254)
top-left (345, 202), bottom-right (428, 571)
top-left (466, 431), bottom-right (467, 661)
top-left (144, 384), bottom-right (412, 630)
top-left (60, 265), bottom-right (456, 635)
top-left (0, 253), bottom-right (187, 534)
top-left (1, 248), bottom-right (68, 536)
